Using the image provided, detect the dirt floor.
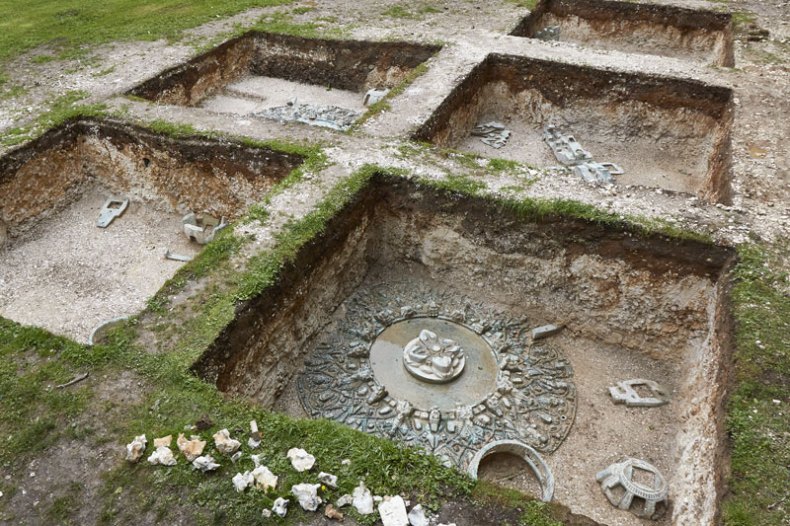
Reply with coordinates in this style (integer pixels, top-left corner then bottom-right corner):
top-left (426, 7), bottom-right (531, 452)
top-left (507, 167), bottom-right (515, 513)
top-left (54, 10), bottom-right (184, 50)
top-left (0, 0), bottom-right (788, 525)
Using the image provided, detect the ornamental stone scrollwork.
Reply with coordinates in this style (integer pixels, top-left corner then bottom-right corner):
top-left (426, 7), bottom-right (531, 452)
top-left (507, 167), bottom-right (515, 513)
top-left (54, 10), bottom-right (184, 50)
top-left (296, 282), bottom-right (577, 471)
top-left (403, 329), bottom-right (466, 384)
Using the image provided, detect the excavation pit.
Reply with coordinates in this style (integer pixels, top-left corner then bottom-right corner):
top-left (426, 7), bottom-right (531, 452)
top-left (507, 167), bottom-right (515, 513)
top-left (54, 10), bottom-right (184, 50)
top-left (0, 118), bottom-right (303, 342)
top-left (414, 54), bottom-right (734, 202)
top-left (512, 0), bottom-right (735, 67)
top-left (129, 32), bottom-right (440, 131)
top-left (194, 174), bottom-right (736, 526)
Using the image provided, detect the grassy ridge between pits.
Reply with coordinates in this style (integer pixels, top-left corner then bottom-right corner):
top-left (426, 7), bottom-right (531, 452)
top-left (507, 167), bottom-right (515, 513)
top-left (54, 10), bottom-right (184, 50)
top-left (0, 0), bottom-right (293, 64)
top-left (0, 165), bottom-right (787, 524)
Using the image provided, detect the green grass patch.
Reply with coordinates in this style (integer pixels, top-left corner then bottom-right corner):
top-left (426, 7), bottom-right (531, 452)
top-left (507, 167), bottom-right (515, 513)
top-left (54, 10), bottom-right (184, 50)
top-left (722, 244), bottom-right (789, 526)
top-left (0, 0), bottom-right (295, 65)
top-left (250, 10), bottom-right (347, 39)
top-left (505, 0), bottom-right (540, 9)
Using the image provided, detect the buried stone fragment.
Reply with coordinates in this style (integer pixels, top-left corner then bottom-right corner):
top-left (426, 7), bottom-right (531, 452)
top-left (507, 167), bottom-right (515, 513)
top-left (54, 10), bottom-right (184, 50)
top-left (192, 455), bottom-right (221, 472)
top-left (213, 429), bottom-right (241, 455)
top-left (148, 446), bottom-right (177, 466)
top-left (364, 88), bottom-right (390, 106)
top-left (292, 482), bottom-right (322, 511)
top-left (125, 434), bottom-right (147, 463)
top-left (96, 197), bottom-right (129, 228)
top-left (182, 212), bottom-right (227, 245)
top-left (471, 121), bottom-right (511, 149)
top-left (153, 435), bottom-right (172, 448)
top-left (287, 447), bottom-right (316, 471)
top-left (336, 494), bottom-right (353, 508)
top-left (596, 458), bottom-right (668, 519)
top-left (176, 433), bottom-right (206, 462)
top-left (379, 495), bottom-right (409, 526)
top-left (531, 324), bottom-right (564, 341)
top-left (272, 497), bottom-right (290, 518)
top-left (609, 379), bottom-right (670, 408)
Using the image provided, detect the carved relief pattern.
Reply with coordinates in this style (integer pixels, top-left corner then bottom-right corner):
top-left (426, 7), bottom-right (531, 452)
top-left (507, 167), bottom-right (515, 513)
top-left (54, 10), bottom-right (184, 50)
top-left (297, 283), bottom-right (576, 469)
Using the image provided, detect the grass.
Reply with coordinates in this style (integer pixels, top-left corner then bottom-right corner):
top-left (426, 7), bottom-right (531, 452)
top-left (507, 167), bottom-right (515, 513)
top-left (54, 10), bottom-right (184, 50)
top-left (505, 0), bottom-right (540, 9)
top-left (381, 3), bottom-right (442, 20)
top-left (0, 0), bottom-right (295, 66)
top-left (0, 90), bottom-right (107, 147)
top-left (722, 244), bottom-right (789, 526)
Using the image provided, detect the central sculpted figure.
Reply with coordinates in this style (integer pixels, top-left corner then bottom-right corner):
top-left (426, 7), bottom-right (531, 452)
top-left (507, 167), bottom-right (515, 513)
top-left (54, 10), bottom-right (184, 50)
top-left (403, 329), bottom-right (466, 384)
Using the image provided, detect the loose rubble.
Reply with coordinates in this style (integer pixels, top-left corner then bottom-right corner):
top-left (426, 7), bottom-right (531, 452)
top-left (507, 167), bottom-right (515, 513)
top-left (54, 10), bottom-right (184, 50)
top-left (252, 465), bottom-right (278, 491)
top-left (147, 446), bottom-right (177, 466)
top-left (325, 504), bottom-right (344, 521)
top-left (287, 447), bottom-right (316, 471)
top-left (352, 481), bottom-right (375, 515)
top-left (176, 433), bottom-right (206, 461)
top-left (408, 504), bottom-right (430, 526)
top-left (212, 429), bottom-right (241, 455)
top-left (379, 495), bottom-right (409, 526)
top-left (272, 497), bottom-right (290, 517)
top-left (192, 455), bottom-right (220, 472)
top-left (125, 434), bottom-right (147, 462)
top-left (318, 471), bottom-right (338, 488)
top-left (232, 471), bottom-right (254, 492)
top-left (292, 482), bottom-right (322, 511)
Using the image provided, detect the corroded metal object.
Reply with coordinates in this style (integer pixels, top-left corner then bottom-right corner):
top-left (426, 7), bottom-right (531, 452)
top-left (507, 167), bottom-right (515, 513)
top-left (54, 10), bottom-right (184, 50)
top-left (596, 458), bottom-right (669, 520)
top-left (403, 329), bottom-right (466, 384)
top-left (609, 379), bottom-right (670, 408)
top-left (297, 283), bottom-right (577, 470)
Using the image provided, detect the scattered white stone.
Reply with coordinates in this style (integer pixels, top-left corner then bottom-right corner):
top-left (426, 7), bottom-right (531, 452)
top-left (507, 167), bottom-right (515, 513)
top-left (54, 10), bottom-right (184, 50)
top-left (176, 434), bottom-right (206, 462)
top-left (213, 429), bottom-right (241, 455)
top-left (318, 471), bottom-right (338, 488)
top-left (252, 465), bottom-right (278, 492)
top-left (231, 451), bottom-right (243, 463)
top-left (125, 434), bottom-right (147, 462)
top-left (292, 482), bottom-right (322, 511)
top-left (437, 523), bottom-right (457, 526)
top-left (272, 497), bottom-right (289, 517)
top-left (147, 446), bottom-right (177, 466)
top-left (379, 495), bottom-right (409, 526)
top-left (192, 455), bottom-right (221, 472)
top-left (248, 420), bottom-right (261, 449)
top-left (352, 481), bottom-right (375, 515)
top-left (287, 448), bottom-right (316, 472)
top-left (250, 454), bottom-right (262, 467)
top-left (336, 494), bottom-right (353, 508)
top-left (232, 471), bottom-right (254, 492)
top-left (408, 504), bottom-right (429, 526)
top-left (341, 458), bottom-right (351, 465)
top-left (261, 509), bottom-right (272, 518)
top-left (374, 495), bottom-right (383, 503)
top-left (153, 435), bottom-right (172, 448)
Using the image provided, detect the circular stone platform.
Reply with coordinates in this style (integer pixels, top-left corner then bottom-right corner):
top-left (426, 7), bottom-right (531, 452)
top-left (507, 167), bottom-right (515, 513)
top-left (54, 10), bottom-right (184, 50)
top-left (297, 283), bottom-right (577, 469)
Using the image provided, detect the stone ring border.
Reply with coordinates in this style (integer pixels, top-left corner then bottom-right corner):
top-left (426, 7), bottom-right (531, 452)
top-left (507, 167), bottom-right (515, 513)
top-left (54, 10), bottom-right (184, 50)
top-left (467, 439), bottom-right (555, 502)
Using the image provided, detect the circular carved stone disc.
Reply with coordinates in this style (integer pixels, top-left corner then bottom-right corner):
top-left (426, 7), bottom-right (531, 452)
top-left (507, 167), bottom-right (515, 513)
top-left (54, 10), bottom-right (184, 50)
top-left (370, 317), bottom-right (498, 411)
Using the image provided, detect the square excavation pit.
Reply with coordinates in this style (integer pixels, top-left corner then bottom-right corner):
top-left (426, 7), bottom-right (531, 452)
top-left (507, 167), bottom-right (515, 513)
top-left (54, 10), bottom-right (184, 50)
top-left (0, 118), bottom-right (303, 343)
top-left (194, 174), bottom-right (736, 526)
top-left (511, 0), bottom-right (735, 67)
top-left (129, 31), bottom-right (440, 130)
top-left (413, 54), bottom-right (735, 203)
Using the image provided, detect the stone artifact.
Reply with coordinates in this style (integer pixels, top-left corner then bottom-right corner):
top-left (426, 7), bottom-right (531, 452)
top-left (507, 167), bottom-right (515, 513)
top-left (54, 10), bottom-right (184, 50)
top-left (96, 197), bottom-right (128, 228)
top-left (609, 379), bottom-right (670, 407)
top-left (403, 329), bottom-right (466, 383)
top-left (471, 121), bottom-right (511, 149)
top-left (252, 465), bottom-right (278, 491)
top-left (467, 440), bottom-right (554, 502)
top-left (352, 481), bottom-right (375, 515)
top-left (182, 212), bottom-right (227, 245)
top-left (319, 471), bottom-right (338, 488)
top-left (408, 504), bottom-right (429, 526)
top-left (543, 124), bottom-right (623, 185)
top-left (531, 324), bottom-right (563, 341)
top-left (297, 283), bottom-right (576, 470)
top-left (256, 100), bottom-right (361, 131)
top-left (364, 88), bottom-right (390, 106)
top-left (535, 26), bottom-right (560, 41)
top-left (596, 458), bottom-right (669, 519)
top-left (233, 471), bottom-right (253, 492)
top-left (147, 445), bottom-right (177, 466)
